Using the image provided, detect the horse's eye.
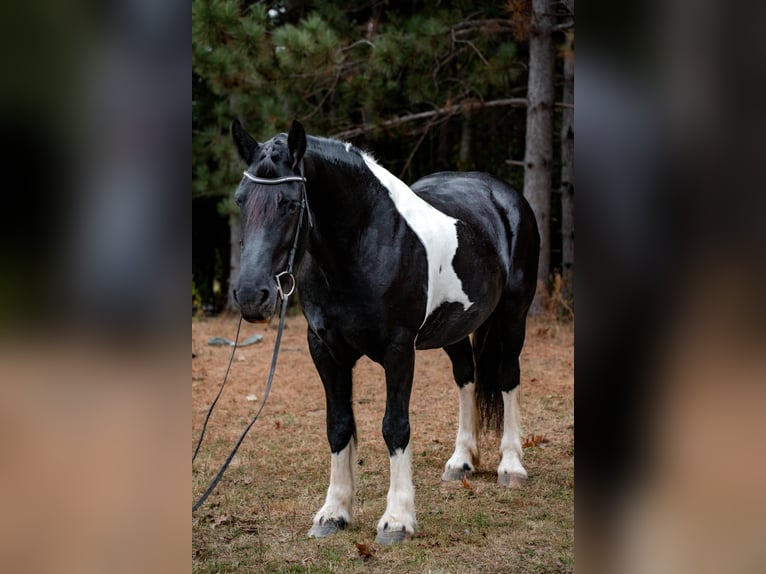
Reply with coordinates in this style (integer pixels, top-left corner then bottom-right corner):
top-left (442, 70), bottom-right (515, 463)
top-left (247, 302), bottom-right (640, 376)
top-left (280, 199), bottom-right (299, 215)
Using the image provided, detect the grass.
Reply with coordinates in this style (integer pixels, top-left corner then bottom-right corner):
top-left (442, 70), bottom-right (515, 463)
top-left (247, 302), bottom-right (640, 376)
top-left (193, 312), bottom-right (573, 573)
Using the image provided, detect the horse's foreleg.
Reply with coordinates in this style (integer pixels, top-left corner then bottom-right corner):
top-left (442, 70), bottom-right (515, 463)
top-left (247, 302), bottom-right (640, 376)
top-left (442, 338), bottom-right (479, 481)
top-left (307, 330), bottom-right (357, 539)
top-left (376, 344), bottom-right (416, 544)
top-left (309, 435), bottom-right (356, 537)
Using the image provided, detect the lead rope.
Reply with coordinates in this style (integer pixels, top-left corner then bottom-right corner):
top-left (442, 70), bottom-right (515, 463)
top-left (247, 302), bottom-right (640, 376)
top-left (192, 315), bottom-right (242, 464)
top-left (193, 170), bottom-right (308, 512)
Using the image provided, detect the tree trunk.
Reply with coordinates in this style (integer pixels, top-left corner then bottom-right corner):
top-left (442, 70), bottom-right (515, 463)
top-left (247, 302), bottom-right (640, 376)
top-left (226, 213), bottom-right (241, 311)
top-left (523, 0), bottom-right (555, 314)
top-left (458, 114), bottom-right (472, 169)
top-left (560, 1), bottom-right (575, 310)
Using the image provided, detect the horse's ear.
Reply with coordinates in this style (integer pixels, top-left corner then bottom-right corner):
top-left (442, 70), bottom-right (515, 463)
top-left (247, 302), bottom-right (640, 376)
top-left (287, 120), bottom-right (307, 169)
top-left (231, 118), bottom-right (260, 163)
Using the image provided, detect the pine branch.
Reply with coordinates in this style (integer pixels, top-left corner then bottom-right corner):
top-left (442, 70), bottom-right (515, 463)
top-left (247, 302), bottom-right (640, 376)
top-left (332, 98), bottom-right (573, 139)
top-left (452, 19), bottom-right (515, 35)
top-left (332, 98), bottom-right (527, 139)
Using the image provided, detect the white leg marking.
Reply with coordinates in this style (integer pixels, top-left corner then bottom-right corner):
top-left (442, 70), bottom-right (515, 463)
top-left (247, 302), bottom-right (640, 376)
top-left (498, 388), bottom-right (527, 480)
top-left (312, 439), bottom-right (356, 526)
top-left (360, 153), bottom-right (472, 325)
top-left (377, 445), bottom-right (416, 535)
top-left (443, 383), bottom-right (479, 479)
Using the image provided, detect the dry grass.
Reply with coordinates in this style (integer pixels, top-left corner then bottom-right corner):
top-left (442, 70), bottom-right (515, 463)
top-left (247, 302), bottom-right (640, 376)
top-left (192, 312), bottom-right (573, 573)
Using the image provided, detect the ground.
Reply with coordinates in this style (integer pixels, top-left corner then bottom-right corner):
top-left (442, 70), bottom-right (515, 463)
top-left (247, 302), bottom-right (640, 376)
top-left (192, 311), bottom-right (573, 573)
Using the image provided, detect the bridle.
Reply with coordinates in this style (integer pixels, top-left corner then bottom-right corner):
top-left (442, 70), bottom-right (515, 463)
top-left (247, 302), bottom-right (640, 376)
top-left (241, 162), bottom-right (312, 298)
top-left (192, 162), bottom-right (312, 512)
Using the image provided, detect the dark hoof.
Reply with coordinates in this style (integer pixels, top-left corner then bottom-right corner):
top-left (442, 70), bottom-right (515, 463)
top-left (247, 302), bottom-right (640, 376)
top-left (375, 527), bottom-right (411, 545)
top-left (498, 473), bottom-right (527, 488)
top-left (442, 467), bottom-right (473, 482)
top-left (307, 517), bottom-right (346, 539)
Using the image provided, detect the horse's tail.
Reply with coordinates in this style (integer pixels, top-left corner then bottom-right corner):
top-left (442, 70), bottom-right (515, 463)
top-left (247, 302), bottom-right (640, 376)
top-left (473, 321), bottom-right (505, 433)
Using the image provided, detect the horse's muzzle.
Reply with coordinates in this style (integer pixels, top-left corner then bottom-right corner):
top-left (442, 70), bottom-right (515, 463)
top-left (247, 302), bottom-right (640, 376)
top-left (234, 285), bottom-right (278, 323)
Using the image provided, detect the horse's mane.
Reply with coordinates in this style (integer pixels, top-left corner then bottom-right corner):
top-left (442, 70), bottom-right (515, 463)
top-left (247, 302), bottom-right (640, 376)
top-left (306, 135), bottom-right (374, 172)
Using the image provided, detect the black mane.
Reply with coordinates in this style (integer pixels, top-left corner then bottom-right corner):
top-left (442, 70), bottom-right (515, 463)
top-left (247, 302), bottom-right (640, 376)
top-left (305, 135), bottom-right (369, 172)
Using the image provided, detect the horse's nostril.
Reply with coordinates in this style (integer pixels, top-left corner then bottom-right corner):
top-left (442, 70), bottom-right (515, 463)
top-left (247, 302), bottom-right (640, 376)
top-left (258, 289), bottom-right (270, 305)
top-left (233, 289), bottom-right (239, 303)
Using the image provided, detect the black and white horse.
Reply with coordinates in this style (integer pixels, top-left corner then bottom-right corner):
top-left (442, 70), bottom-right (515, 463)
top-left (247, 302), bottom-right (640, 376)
top-left (231, 120), bottom-right (539, 544)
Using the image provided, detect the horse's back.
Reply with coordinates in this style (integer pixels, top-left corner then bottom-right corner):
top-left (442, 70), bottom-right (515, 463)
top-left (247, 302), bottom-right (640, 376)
top-left (411, 171), bottom-right (535, 240)
top-left (411, 171), bottom-right (539, 297)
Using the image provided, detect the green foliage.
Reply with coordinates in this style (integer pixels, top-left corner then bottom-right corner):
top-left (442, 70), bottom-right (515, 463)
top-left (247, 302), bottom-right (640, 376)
top-left (193, 1), bottom-right (526, 197)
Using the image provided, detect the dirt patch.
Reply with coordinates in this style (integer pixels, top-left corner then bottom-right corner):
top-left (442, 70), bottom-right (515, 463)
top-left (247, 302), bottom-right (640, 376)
top-left (193, 312), bottom-right (573, 573)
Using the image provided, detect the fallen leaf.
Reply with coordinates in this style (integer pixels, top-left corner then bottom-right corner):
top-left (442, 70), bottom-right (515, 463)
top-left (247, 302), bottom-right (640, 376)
top-left (246, 394), bottom-right (258, 401)
top-left (522, 434), bottom-right (550, 448)
top-left (212, 514), bottom-right (229, 528)
top-left (355, 542), bottom-right (376, 560)
top-left (274, 420), bottom-right (281, 430)
top-left (461, 477), bottom-right (473, 491)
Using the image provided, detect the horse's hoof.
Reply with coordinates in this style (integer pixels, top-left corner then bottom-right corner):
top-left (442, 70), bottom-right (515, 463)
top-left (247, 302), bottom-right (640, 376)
top-left (307, 517), bottom-right (346, 539)
top-left (441, 467), bottom-right (473, 482)
top-left (375, 526), bottom-right (410, 545)
top-left (498, 472), bottom-right (527, 488)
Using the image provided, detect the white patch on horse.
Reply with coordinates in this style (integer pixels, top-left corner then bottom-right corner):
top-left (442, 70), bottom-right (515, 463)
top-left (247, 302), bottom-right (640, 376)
top-left (361, 153), bottom-right (473, 326)
top-left (443, 382), bottom-right (479, 477)
top-left (344, 142), bottom-right (352, 152)
top-left (377, 445), bottom-right (416, 534)
top-left (312, 438), bottom-right (356, 527)
top-left (498, 388), bottom-right (527, 479)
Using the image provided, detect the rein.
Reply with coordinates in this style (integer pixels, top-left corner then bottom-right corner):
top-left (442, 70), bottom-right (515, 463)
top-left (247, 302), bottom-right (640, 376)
top-left (192, 165), bottom-right (309, 512)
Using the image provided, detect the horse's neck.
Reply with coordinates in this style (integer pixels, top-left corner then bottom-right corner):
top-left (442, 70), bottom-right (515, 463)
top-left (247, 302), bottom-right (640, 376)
top-left (303, 142), bottom-right (382, 251)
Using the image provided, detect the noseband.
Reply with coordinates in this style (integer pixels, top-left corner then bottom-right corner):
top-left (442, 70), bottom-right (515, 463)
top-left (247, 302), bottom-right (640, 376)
top-left (242, 164), bottom-right (312, 300)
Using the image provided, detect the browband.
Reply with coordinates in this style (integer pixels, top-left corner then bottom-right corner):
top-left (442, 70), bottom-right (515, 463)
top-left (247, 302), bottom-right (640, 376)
top-left (242, 172), bottom-right (307, 185)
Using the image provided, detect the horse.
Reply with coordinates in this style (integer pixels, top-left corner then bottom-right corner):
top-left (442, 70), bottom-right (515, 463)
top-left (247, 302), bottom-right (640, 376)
top-left (230, 119), bottom-right (539, 544)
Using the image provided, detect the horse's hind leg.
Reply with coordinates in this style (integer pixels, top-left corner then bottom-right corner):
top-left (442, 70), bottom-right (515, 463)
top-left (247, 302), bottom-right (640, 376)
top-left (498, 345), bottom-right (526, 487)
top-left (442, 337), bottom-right (479, 481)
top-left (474, 301), bottom-right (531, 487)
top-left (307, 329), bottom-right (358, 538)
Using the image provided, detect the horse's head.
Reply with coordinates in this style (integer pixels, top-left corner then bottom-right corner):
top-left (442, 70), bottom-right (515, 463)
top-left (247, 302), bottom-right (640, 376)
top-left (230, 119), bottom-right (307, 322)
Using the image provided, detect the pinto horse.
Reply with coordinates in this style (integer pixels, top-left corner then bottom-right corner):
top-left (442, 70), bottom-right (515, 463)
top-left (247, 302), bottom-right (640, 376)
top-left (231, 119), bottom-right (539, 544)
